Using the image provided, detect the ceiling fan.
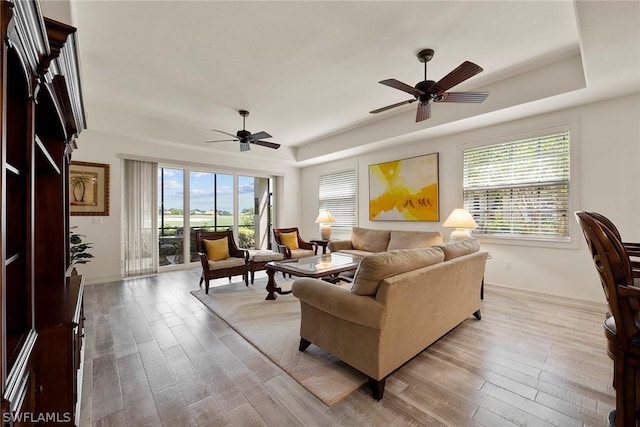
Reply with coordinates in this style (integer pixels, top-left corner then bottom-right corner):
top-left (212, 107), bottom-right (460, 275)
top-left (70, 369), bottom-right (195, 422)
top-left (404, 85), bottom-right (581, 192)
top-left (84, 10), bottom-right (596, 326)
top-left (206, 110), bottom-right (280, 151)
top-left (370, 48), bottom-right (489, 122)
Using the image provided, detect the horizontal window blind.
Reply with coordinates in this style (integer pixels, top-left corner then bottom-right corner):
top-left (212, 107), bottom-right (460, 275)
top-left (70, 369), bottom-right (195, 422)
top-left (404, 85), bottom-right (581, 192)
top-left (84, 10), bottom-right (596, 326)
top-left (463, 132), bottom-right (570, 240)
top-left (319, 169), bottom-right (356, 228)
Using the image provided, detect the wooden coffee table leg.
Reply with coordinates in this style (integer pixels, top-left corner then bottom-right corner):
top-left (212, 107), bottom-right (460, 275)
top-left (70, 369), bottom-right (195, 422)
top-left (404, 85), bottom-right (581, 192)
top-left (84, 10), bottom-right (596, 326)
top-left (266, 268), bottom-right (278, 300)
top-left (265, 267), bottom-right (293, 300)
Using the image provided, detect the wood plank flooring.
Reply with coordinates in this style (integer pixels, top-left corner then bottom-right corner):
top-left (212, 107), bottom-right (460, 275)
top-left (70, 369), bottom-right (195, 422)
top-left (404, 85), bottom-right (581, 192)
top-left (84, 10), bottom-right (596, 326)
top-left (80, 268), bottom-right (614, 426)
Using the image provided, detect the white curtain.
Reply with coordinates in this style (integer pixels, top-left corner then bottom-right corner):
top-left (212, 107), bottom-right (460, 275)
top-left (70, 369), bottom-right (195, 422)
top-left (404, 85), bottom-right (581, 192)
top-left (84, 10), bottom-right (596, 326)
top-left (123, 159), bottom-right (158, 277)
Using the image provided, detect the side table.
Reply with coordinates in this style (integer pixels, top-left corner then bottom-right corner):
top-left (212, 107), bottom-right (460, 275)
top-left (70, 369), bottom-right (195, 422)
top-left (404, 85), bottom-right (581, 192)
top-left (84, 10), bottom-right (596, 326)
top-left (310, 239), bottom-right (331, 254)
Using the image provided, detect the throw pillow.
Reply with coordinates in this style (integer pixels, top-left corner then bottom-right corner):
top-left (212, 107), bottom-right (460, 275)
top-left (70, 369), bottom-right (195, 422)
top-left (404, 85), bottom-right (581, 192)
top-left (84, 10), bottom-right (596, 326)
top-left (387, 230), bottom-right (443, 251)
top-left (203, 237), bottom-right (230, 261)
top-left (351, 247), bottom-right (444, 296)
top-left (351, 227), bottom-right (390, 252)
top-left (279, 231), bottom-right (299, 250)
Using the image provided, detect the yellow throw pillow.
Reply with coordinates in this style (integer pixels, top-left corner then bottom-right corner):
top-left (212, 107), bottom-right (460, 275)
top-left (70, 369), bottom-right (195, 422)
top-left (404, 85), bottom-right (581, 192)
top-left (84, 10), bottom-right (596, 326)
top-left (279, 231), bottom-right (299, 250)
top-left (203, 237), bottom-right (229, 261)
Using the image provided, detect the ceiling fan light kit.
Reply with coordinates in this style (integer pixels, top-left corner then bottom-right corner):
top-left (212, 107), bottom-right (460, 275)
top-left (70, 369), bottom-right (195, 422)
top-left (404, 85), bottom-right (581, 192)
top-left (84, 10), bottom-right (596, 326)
top-left (370, 48), bottom-right (489, 122)
top-left (206, 109), bottom-right (281, 151)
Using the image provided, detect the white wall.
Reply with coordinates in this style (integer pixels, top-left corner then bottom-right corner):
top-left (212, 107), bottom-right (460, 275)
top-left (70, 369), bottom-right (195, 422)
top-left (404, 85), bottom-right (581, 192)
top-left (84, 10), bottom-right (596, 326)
top-left (70, 119), bottom-right (301, 285)
top-left (300, 93), bottom-right (640, 304)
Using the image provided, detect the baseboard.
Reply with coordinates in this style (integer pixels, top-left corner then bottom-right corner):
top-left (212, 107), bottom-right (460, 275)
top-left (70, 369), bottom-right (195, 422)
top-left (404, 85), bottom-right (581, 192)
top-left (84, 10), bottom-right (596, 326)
top-left (83, 275), bottom-right (123, 285)
top-left (484, 283), bottom-right (608, 314)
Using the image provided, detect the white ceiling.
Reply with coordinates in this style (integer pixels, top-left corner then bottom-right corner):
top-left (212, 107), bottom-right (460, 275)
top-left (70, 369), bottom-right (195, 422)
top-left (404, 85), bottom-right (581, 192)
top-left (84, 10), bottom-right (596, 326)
top-left (65, 1), bottom-right (640, 166)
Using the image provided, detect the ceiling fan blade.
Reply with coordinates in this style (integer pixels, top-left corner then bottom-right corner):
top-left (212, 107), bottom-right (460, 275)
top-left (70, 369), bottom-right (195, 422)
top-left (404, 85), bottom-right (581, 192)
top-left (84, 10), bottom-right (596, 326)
top-left (416, 102), bottom-right (431, 122)
top-left (430, 61), bottom-right (484, 94)
top-left (250, 131), bottom-right (272, 140)
top-left (370, 99), bottom-right (416, 114)
top-left (435, 92), bottom-right (489, 103)
top-left (251, 140), bottom-right (281, 150)
top-left (379, 79), bottom-right (424, 96)
top-left (240, 141), bottom-right (251, 152)
top-left (205, 139), bottom-right (238, 143)
top-left (211, 129), bottom-right (238, 138)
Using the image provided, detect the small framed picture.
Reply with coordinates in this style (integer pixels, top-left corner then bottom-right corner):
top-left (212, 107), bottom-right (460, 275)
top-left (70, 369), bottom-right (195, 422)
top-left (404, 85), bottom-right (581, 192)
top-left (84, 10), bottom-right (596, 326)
top-left (69, 161), bottom-right (110, 216)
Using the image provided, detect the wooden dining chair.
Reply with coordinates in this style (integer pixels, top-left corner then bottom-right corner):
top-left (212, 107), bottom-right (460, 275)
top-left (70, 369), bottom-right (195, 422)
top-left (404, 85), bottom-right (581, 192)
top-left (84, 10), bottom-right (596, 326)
top-left (575, 211), bottom-right (640, 427)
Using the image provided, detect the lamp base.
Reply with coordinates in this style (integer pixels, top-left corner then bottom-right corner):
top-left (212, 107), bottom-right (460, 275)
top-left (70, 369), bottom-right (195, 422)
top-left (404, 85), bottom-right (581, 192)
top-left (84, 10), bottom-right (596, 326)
top-left (449, 229), bottom-right (473, 241)
top-left (320, 224), bottom-right (331, 240)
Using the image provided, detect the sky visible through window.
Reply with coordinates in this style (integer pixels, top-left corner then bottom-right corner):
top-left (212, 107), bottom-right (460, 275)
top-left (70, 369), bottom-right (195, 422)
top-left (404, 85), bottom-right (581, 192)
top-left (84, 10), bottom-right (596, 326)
top-left (160, 168), bottom-right (255, 212)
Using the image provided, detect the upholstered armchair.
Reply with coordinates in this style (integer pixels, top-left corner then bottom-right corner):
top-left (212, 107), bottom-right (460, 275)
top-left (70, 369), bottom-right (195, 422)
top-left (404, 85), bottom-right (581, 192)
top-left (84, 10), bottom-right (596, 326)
top-left (273, 227), bottom-right (317, 259)
top-left (196, 230), bottom-right (249, 293)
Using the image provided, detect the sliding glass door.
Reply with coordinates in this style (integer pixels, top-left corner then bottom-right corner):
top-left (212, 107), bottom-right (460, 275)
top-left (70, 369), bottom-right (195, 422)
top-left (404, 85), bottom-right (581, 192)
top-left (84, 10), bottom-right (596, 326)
top-left (158, 166), bottom-right (273, 268)
top-left (158, 168), bottom-right (185, 266)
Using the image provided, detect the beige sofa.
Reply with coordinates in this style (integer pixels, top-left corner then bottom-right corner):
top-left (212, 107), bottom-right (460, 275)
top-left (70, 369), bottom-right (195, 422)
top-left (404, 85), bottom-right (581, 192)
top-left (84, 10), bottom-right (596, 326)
top-left (328, 226), bottom-right (443, 256)
top-left (291, 239), bottom-right (487, 400)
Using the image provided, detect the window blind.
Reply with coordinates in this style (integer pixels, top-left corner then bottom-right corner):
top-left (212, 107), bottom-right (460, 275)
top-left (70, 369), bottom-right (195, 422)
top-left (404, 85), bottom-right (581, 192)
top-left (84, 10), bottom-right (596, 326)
top-left (463, 132), bottom-right (570, 240)
top-left (319, 169), bottom-right (357, 228)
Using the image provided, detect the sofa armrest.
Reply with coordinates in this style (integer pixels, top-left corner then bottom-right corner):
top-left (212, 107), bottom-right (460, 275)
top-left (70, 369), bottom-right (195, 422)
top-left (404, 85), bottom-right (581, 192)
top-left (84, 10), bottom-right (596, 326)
top-left (327, 240), bottom-right (354, 252)
top-left (292, 278), bottom-right (385, 329)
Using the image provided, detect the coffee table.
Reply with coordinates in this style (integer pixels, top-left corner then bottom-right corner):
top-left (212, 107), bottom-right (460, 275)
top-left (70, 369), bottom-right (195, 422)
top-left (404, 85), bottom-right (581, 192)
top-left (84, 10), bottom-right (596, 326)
top-left (264, 252), bottom-right (363, 300)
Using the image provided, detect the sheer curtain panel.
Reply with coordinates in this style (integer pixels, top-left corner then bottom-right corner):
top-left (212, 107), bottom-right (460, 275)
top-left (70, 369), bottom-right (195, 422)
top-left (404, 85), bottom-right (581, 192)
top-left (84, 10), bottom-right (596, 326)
top-left (123, 160), bottom-right (159, 277)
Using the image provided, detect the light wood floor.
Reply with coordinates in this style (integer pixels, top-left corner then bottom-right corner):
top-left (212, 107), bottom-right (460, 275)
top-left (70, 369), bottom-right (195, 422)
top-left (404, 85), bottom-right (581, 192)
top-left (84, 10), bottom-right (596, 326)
top-left (80, 268), bottom-right (614, 426)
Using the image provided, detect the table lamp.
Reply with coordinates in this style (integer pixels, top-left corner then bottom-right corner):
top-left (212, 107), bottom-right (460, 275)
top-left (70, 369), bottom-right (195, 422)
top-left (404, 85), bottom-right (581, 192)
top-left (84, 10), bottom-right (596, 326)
top-left (443, 208), bottom-right (478, 241)
top-left (315, 210), bottom-right (335, 240)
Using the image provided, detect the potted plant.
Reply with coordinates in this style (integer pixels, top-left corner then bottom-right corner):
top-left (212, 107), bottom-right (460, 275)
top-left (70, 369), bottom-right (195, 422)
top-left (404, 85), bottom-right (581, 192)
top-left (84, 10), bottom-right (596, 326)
top-left (68, 226), bottom-right (94, 275)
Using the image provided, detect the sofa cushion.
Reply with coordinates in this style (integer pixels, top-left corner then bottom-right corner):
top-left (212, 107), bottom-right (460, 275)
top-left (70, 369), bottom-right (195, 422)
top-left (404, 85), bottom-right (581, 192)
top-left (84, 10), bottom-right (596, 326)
top-left (279, 231), bottom-right (299, 250)
top-left (203, 237), bottom-right (229, 261)
top-left (351, 227), bottom-right (390, 252)
top-left (351, 247), bottom-right (444, 296)
top-left (387, 230), bottom-right (442, 251)
top-left (438, 238), bottom-right (480, 261)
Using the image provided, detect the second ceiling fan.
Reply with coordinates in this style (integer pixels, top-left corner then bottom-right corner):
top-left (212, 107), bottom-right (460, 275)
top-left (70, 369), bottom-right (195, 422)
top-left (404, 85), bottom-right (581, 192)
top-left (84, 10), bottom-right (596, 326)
top-left (206, 110), bottom-right (280, 152)
top-left (370, 48), bottom-right (489, 122)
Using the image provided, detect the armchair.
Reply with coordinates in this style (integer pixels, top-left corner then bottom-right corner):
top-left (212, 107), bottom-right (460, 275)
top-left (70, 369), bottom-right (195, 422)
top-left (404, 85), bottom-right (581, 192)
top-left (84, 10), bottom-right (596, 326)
top-left (273, 227), bottom-right (317, 259)
top-left (196, 230), bottom-right (249, 293)
top-left (575, 212), bottom-right (640, 427)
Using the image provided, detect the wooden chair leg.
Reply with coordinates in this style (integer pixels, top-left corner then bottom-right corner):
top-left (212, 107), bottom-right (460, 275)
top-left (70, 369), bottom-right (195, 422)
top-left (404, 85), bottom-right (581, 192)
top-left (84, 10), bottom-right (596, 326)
top-left (205, 279), bottom-right (210, 294)
top-left (199, 276), bottom-right (203, 287)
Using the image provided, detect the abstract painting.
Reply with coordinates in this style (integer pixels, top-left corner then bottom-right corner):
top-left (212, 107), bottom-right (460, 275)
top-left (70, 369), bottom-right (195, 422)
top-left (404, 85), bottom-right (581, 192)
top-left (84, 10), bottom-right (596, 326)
top-left (369, 153), bottom-right (439, 221)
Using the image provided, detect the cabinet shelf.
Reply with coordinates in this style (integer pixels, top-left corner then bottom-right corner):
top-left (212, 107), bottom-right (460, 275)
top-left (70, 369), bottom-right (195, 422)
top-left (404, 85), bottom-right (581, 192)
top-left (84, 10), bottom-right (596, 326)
top-left (5, 253), bottom-right (19, 266)
top-left (6, 163), bottom-right (20, 176)
top-left (36, 136), bottom-right (61, 175)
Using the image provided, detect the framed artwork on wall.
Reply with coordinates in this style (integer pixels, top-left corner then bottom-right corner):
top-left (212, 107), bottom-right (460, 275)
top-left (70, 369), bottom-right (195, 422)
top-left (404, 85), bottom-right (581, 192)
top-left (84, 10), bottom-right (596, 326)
top-left (69, 161), bottom-right (110, 216)
top-left (369, 152), bottom-right (439, 221)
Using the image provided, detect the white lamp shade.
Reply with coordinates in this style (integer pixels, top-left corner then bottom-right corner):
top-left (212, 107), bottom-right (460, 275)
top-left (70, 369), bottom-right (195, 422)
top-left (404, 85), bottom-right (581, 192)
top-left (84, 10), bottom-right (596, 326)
top-left (315, 210), bottom-right (335, 224)
top-left (443, 208), bottom-right (478, 240)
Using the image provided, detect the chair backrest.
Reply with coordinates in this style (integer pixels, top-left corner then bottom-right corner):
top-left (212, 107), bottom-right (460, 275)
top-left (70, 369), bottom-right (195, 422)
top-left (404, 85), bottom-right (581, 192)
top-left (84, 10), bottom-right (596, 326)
top-left (587, 211), bottom-right (623, 241)
top-left (575, 211), bottom-right (640, 349)
top-left (196, 230), bottom-right (239, 253)
top-left (273, 227), bottom-right (300, 246)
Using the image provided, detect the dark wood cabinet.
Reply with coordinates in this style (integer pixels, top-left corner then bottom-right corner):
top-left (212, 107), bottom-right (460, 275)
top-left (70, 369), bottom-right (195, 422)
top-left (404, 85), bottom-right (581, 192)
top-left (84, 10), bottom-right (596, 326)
top-left (0, 1), bottom-right (85, 425)
top-left (34, 275), bottom-right (84, 424)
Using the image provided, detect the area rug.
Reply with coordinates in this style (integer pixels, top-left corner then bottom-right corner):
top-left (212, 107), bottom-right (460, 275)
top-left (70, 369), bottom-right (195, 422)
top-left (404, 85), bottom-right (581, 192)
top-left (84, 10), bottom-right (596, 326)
top-left (190, 279), bottom-right (367, 406)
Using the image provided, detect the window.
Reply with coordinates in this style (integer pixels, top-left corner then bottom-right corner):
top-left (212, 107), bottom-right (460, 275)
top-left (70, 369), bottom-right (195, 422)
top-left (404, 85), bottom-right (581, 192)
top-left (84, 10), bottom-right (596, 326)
top-left (319, 169), bottom-right (357, 229)
top-left (463, 131), bottom-right (570, 241)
